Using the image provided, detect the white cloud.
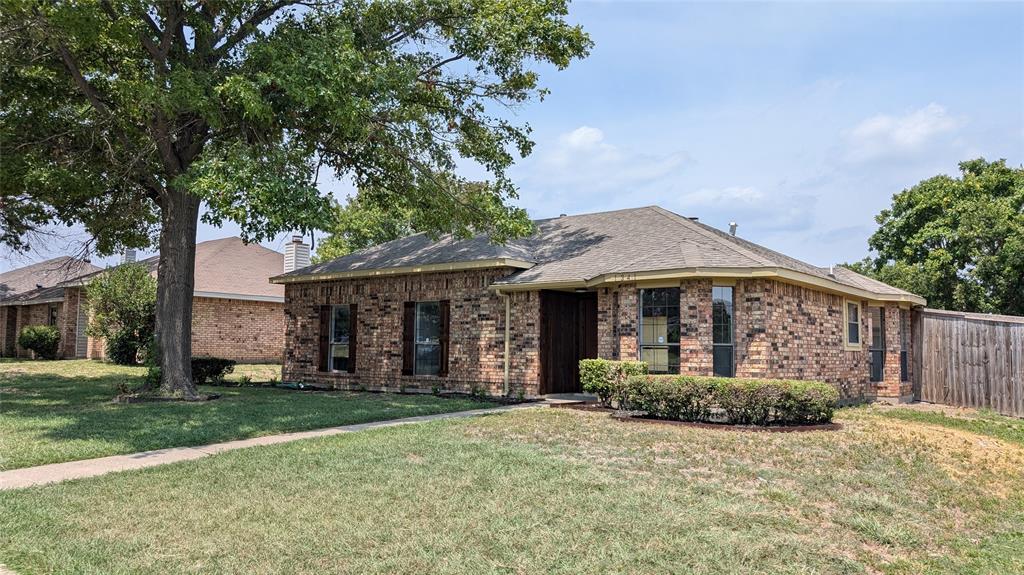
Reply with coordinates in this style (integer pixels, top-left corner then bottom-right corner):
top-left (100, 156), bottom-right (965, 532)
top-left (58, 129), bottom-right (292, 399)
top-left (531, 125), bottom-right (691, 189)
top-left (678, 186), bottom-right (816, 233)
top-left (844, 103), bottom-right (964, 162)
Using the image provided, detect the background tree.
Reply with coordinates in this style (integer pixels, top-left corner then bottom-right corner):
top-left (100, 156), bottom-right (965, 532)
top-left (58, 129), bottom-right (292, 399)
top-left (315, 181), bottom-right (502, 262)
top-left (85, 263), bottom-right (158, 366)
top-left (847, 158), bottom-right (1023, 315)
top-left (1, 1), bottom-right (590, 398)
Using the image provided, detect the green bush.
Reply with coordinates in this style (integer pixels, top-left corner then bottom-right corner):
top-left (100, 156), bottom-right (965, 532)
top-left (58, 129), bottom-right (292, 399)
top-left (619, 375), bottom-right (839, 425)
top-left (106, 330), bottom-right (142, 365)
top-left (579, 359), bottom-right (648, 407)
top-left (191, 357), bottom-right (236, 385)
top-left (17, 325), bottom-right (61, 360)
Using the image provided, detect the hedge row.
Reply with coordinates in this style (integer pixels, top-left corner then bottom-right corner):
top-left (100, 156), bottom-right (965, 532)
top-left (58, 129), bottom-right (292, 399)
top-left (581, 360), bottom-right (839, 425)
top-left (580, 359), bottom-right (648, 407)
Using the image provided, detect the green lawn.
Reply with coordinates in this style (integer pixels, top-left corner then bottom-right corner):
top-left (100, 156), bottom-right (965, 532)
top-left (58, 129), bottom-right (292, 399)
top-left (0, 359), bottom-right (495, 470)
top-left (2, 404), bottom-right (1022, 574)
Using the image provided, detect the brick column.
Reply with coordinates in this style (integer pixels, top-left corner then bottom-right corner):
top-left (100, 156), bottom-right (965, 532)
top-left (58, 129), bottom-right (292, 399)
top-left (616, 284), bottom-right (638, 360)
top-left (679, 279), bottom-right (713, 375)
top-left (734, 279), bottom-right (769, 378)
top-left (596, 287), bottom-right (617, 360)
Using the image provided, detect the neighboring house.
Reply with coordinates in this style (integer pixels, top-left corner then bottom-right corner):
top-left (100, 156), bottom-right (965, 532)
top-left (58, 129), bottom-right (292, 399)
top-left (0, 257), bottom-right (102, 358)
top-left (272, 206), bottom-right (925, 402)
top-left (2, 237), bottom-right (299, 363)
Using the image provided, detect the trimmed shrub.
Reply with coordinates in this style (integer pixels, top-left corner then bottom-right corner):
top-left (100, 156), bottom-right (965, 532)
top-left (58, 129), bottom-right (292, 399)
top-left (191, 357), bottom-right (236, 385)
top-left (17, 325), bottom-right (61, 360)
top-left (579, 359), bottom-right (648, 407)
top-left (623, 375), bottom-right (720, 421)
top-left (619, 374), bottom-right (839, 425)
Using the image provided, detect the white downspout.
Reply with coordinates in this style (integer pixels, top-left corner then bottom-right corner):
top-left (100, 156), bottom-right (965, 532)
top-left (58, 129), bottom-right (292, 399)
top-left (496, 289), bottom-right (511, 396)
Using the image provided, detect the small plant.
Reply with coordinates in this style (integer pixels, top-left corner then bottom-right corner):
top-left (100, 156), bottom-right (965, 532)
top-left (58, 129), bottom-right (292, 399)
top-left (268, 375), bottom-right (279, 385)
top-left (237, 375), bottom-right (253, 386)
top-left (431, 384), bottom-right (442, 395)
top-left (17, 325), bottom-right (61, 360)
top-left (106, 330), bottom-right (142, 366)
top-left (514, 388), bottom-right (525, 402)
top-left (190, 357), bottom-right (236, 385)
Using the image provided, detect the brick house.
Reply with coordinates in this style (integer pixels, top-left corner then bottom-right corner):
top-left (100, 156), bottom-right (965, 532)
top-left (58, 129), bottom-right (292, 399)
top-left (273, 206), bottom-right (925, 402)
top-left (1, 237), bottom-right (290, 363)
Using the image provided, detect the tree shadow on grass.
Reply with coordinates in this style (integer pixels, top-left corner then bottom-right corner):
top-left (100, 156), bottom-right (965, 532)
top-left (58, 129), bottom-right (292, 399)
top-left (0, 369), bottom-right (492, 468)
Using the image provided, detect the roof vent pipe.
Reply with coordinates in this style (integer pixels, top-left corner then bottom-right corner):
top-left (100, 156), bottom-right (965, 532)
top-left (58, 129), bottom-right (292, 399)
top-left (828, 265), bottom-right (835, 278)
top-left (729, 222), bottom-right (738, 236)
top-left (284, 234), bottom-right (311, 273)
top-left (688, 216), bottom-right (699, 221)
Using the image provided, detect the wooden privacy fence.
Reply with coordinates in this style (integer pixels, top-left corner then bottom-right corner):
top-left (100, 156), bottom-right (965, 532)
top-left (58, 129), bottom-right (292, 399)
top-left (916, 308), bottom-right (1024, 417)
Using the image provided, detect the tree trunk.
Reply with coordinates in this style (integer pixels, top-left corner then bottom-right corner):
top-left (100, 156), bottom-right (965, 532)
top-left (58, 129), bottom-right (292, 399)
top-left (155, 187), bottom-right (202, 399)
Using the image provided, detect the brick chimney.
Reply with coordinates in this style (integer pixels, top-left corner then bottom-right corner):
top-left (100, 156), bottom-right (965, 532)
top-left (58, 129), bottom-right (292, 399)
top-left (283, 235), bottom-right (311, 273)
top-left (122, 249), bottom-right (137, 264)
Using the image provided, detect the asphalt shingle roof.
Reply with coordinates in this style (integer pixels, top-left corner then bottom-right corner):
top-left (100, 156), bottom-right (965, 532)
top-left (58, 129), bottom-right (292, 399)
top-left (0, 257), bottom-right (101, 304)
top-left (72, 237), bottom-right (285, 300)
top-left (278, 206), bottom-right (919, 300)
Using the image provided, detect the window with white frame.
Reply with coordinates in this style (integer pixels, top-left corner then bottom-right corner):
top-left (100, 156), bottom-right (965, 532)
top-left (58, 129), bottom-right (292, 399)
top-left (845, 301), bottom-right (861, 348)
top-left (414, 301), bottom-right (442, 375)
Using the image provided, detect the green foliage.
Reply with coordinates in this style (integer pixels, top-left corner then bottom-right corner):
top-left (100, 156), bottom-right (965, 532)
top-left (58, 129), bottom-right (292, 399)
top-left (850, 158), bottom-right (1024, 315)
top-left (619, 375), bottom-right (839, 425)
top-left (191, 357), bottom-right (237, 386)
top-left (17, 325), bottom-right (61, 360)
top-left (85, 263), bottom-right (157, 366)
top-left (578, 359), bottom-right (648, 407)
top-left (106, 330), bottom-right (141, 366)
top-left (1, 0), bottom-right (590, 252)
top-left (314, 192), bottom-right (416, 262)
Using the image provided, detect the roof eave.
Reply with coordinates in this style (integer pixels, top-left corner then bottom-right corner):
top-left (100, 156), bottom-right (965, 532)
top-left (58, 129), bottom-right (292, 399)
top-left (269, 258), bottom-right (535, 284)
top-left (490, 266), bottom-right (927, 306)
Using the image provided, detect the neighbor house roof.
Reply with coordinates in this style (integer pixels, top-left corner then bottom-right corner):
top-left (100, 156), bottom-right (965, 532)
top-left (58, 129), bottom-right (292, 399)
top-left (272, 206), bottom-right (924, 305)
top-left (0, 257), bottom-right (102, 306)
top-left (66, 237), bottom-right (285, 302)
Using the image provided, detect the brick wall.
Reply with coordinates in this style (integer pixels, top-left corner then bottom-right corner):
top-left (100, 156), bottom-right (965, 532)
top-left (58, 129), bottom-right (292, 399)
top-left (7, 302), bottom-right (62, 358)
top-left (190, 296), bottom-right (285, 363)
top-left (596, 278), bottom-right (909, 402)
top-left (282, 267), bottom-right (541, 396)
top-left (81, 294), bottom-right (285, 363)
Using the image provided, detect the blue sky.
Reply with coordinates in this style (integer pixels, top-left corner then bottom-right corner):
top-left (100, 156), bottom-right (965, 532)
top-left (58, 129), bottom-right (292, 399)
top-left (3, 1), bottom-right (1022, 272)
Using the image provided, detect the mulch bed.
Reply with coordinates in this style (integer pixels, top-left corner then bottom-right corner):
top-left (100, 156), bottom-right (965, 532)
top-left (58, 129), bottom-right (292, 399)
top-left (551, 403), bottom-right (841, 432)
top-left (112, 393), bottom-right (221, 404)
top-left (611, 412), bottom-right (842, 433)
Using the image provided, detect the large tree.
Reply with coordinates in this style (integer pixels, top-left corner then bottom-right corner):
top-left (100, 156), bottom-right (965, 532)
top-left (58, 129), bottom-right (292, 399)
top-left (847, 158), bottom-right (1023, 315)
top-left (1, 1), bottom-right (590, 398)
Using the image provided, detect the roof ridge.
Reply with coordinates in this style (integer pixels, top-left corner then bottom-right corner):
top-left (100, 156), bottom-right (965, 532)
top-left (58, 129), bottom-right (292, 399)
top-left (644, 206), bottom-right (777, 267)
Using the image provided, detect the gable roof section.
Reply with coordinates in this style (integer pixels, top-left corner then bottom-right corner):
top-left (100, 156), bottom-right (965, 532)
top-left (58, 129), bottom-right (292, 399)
top-left (273, 206), bottom-right (924, 305)
top-left (63, 237), bottom-right (285, 302)
top-left (0, 257), bottom-right (101, 305)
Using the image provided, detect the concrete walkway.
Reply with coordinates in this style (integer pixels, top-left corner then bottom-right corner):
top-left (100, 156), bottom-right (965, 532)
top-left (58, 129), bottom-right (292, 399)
top-left (0, 403), bottom-right (544, 491)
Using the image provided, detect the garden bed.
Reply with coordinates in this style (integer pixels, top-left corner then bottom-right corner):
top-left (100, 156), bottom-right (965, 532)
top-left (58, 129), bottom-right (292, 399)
top-left (610, 412), bottom-right (842, 432)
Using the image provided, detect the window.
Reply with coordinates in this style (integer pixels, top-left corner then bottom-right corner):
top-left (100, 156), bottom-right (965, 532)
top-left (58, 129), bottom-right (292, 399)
top-left (414, 301), bottom-right (442, 376)
top-left (712, 286), bottom-right (734, 377)
top-left (639, 288), bottom-right (680, 374)
top-left (868, 306), bottom-right (885, 382)
top-left (329, 305), bottom-right (351, 372)
top-left (47, 305), bottom-right (58, 327)
top-left (319, 304), bottom-right (356, 373)
top-left (845, 301), bottom-right (861, 349)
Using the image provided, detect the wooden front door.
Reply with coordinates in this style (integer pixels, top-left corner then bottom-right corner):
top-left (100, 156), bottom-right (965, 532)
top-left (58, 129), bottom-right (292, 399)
top-left (539, 290), bottom-right (598, 394)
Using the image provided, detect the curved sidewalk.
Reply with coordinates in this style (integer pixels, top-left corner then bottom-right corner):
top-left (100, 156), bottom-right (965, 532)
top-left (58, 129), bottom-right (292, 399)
top-left (0, 403), bottom-right (545, 491)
